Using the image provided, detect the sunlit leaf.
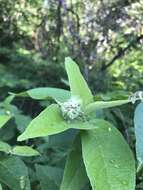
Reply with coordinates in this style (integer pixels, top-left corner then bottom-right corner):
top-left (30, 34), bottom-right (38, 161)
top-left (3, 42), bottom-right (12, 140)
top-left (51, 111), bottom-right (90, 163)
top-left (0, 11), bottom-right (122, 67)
top-left (85, 99), bottom-right (130, 113)
top-left (17, 104), bottom-right (68, 141)
top-left (11, 146), bottom-right (40, 157)
top-left (11, 87), bottom-right (71, 102)
top-left (81, 120), bottom-right (135, 190)
top-left (65, 57), bottom-right (93, 105)
top-left (17, 103), bottom-right (108, 141)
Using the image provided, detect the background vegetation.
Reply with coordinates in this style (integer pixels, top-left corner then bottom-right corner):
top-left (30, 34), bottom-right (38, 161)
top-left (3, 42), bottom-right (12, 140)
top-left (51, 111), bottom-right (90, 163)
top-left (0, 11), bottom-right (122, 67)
top-left (0, 0), bottom-right (143, 189)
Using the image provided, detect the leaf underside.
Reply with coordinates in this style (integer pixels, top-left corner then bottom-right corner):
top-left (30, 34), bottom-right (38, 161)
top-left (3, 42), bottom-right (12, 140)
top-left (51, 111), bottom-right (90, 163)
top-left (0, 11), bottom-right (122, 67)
top-left (134, 102), bottom-right (143, 169)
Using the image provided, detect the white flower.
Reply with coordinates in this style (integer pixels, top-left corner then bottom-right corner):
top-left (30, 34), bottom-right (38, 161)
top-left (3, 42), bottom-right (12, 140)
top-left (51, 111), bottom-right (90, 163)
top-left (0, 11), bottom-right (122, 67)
top-left (58, 96), bottom-right (83, 120)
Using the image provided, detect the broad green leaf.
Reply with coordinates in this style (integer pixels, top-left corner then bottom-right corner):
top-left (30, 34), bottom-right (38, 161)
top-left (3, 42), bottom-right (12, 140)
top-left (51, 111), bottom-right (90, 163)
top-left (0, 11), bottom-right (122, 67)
top-left (0, 156), bottom-right (31, 190)
top-left (134, 102), bottom-right (143, 170)
top-left (36, 164), bottom-right (63, 190)
top-left (17, 104), bottom-right (68, 141)
top-left (85, 99), bottom-right (130, 114)
top-left (0, 115), bottom-right (12, 129)
top-left (65, 57), bottom-right (93, 105)
top-left (60, 136), bottom-right (88, 190)
top-left (81, 120), bottom-right (135, 190)
top-left (15, 114), bottom-right (31, 133)
top-left (48, 130), bottom-right (77, 149)
top-left (0, 141), bottom-right (11, 153)
top-left (17, 103), bottom-right (108, 141)
top-left (11, 146), bottom-right (40, 157)
top-left (11, 87), bottom-right (70, 102)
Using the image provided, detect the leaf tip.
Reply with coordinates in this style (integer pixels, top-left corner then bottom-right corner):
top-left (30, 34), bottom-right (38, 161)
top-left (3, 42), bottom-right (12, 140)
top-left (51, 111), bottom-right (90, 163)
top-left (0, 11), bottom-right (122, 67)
top-left (17, 134), bottom-right (27, 142)
top-left (65, 56), bottom-right (72, 62)
top-left (65, 57), bottom-right (76, 67)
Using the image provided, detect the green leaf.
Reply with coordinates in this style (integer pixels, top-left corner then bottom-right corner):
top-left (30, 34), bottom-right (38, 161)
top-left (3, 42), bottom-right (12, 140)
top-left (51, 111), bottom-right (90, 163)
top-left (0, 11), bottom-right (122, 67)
top-left (0, 183), bottom-right (2, 190)
top-left (48, 130), bottom-right (77, 149)
top-left (0, 141), bottom-right (11, 153)
top-left (60, 136), bottom-right (88, 190)
top-left (65, 57), bottom-right (93, 105)
top-left (11, 146), bottom-right (40, 157)
top-left (17, 104), bottom-right (68, 141)
top-left (3, 95), bottom-right (15, 109)
top-left (11, 87), bottom-right (71, 102)
top-left (134, 102), bottom-right (143, 170)
top-left (0, 115), bottom-right (12, 129)
top-left (0, 156), bottom-right (31, 190)
top-left (0, 142), bottom-right (39, 157)
top-left (0, 125), bottom-right (15, 141)
top-left (85, 99), bottom-right (130, 113)
top-left (17, 103), bottom-right (108, 141)
top-left (36, 164), bottom-right (63, 190)
top-left (81, 120), bottom-right (135, 190)
top-left (15, 114), bottom-right (31, 133)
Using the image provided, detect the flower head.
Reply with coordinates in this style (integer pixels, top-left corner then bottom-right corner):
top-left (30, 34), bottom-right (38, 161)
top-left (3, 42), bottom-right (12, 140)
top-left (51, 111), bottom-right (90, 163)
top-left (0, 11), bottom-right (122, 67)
top-left (58, 96), bottom-right (83, 120)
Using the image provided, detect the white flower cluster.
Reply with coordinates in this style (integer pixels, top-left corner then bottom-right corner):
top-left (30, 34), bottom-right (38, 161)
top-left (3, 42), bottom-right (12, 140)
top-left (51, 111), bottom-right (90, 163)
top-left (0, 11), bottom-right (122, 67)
top-left (129, 91), bottom-right (143, 104)
top-left (59, 96), bottom-right (83, 120)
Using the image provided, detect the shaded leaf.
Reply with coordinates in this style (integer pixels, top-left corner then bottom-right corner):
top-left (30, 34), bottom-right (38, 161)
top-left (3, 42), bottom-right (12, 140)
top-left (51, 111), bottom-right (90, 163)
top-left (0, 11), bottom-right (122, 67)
top-left (81, 120), bottom-right (135, 190)
top-left (60, 136), bottom-right (88, 190)
top-left (0, 156), bottom-right (31, 190)
top-left (48, 129), bottom-right (77, 149)
top-left (65, 57), bottom-right (93, 105)
top-left (36, 164), bottom-right (63, 190)
top-left (0, 141), bottom-right (11, 153)
top-left (0, 115), bottom-right (12, 129)
top-left (0, 125), bottom-right (15, 141)
top-left (15, 114), bottom-right (31, 133)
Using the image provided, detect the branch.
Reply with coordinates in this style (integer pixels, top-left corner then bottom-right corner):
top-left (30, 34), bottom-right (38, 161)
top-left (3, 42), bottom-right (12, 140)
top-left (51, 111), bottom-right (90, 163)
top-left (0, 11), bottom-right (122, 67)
top-left (101, 35), bottom-right (143, 71)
